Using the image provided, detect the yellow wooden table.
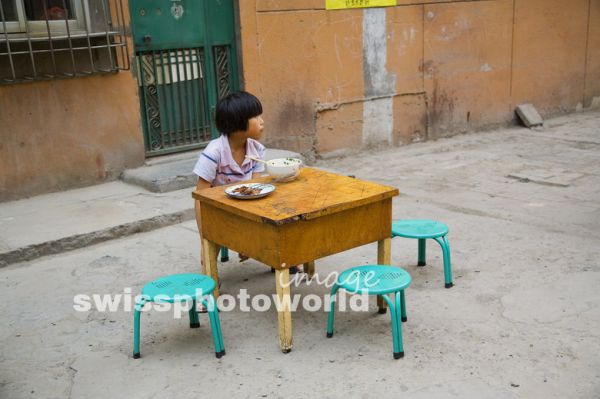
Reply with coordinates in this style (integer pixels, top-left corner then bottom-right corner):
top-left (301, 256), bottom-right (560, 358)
top-left (192, 167), bottom-right (399, 352)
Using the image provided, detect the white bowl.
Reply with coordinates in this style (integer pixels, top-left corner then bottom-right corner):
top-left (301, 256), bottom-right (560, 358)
top-left (266, 157), bottom-right (303, 179)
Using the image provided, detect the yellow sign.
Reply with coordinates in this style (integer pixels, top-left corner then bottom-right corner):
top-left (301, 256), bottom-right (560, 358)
top-left (326, 0), bottom-right (396, 10)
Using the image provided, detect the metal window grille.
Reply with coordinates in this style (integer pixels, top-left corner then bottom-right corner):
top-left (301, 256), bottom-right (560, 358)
top-left (0, 0), bottom-right (129, 84)
top-left (214, 45), bottom-right (230, 100)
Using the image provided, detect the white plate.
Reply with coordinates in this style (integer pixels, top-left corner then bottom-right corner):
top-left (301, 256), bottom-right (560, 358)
top-left (225, 183), bottom-right (275, 200)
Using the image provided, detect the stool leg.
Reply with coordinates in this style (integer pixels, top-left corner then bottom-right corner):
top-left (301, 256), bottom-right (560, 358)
top-left (326, 284), bottom-right (340, 338)
top-left (133, 299), bottom-right (145, 359)
top-left (204, 295), bottom-right (225, 358)
top-left (434, 236), bottom-right (454, 288)
top-left (382, 294), bottom-right (402, 359)
top-left (400, 290), bottom-right (407, 322)
top-left (189, 300), bottom-right (200, 328)
top-left (220, 247), bottom-right (229, 262)
top-left (210, 296), bottom-right (225, 357)
top-left (211, 296), bottom-right (225, 355)
top-left (418, 239), bottom-right (427, 266)
top-left (442, 236), bottom-right (453, 288)
top-left (395, 291), bottom-right (405, 358)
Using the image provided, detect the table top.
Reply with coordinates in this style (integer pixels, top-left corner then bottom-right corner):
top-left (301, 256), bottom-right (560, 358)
top-left (193, 167), bottom-right (399, 225)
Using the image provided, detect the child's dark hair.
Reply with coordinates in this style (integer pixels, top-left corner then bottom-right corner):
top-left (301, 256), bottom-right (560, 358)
top-left (215, 91), bottom-right (263, 135)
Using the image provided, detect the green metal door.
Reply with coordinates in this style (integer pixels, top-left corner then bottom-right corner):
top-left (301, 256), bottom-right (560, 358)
top-left (129, 0), bottom-right (239, 156)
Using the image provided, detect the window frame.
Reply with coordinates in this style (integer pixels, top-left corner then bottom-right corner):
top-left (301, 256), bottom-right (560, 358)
top-left (0, 0), bottom-right (86, 35)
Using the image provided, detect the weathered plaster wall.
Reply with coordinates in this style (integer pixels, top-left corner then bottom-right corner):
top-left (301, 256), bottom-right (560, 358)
top-left (0, 73), bottom-right (144, 201)
top-left (584, 0), bottom-right (600, 108)
top-left (0, 0), bottom-right (143, 202)
top-left (239, 0), bottom-right (600, 157)
top-left (2, 0), bottom-right (598, 201)
top-left (424, 0), bottom-right (513, 137)
top-left (512, 0), bottom-right (590, 114)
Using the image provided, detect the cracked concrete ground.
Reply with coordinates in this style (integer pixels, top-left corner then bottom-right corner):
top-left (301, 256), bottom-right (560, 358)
top-left (1, 111), bottom-right (599, 398)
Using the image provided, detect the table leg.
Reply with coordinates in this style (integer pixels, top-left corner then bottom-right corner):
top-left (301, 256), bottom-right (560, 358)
top-left (275, 268), bottom-right (293, 353)
top-left (303, 261), bottom-right (315, 279)
top-left (202, 238), bottom-right (221, 298)
top-left (377, 237), bottom-right (392, 313)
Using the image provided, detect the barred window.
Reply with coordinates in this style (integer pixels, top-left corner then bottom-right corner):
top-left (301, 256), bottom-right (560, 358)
top-left (0, 0), bottom-right (129, 84)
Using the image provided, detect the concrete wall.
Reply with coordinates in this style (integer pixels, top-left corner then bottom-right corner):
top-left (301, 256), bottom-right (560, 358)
top-left (239, 0), bottom-right (600, 158)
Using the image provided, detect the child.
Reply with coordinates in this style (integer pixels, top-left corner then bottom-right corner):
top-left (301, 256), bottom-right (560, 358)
top-left (193, 91), bottom-right (265, 272)
top-left (193, 91), bottom-right (265, 191)
top-left (193, 90), bottom-right (301, 275)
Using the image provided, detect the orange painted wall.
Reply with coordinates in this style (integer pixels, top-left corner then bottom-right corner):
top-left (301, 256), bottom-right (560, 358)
top-left (512, 0), bottom-right (590, 114)
top-left (239, 0), bottom-right (600, 156)
top-left (0, 0), bottom-right (143, 202)
top-left (2, 0), bottom-right (599, 201)
top-left (585, 0), bottom-right (600, 107)
top-left (424, 0), bottom-right (513, 137)
top-left (0, 73), bottom-right (144, 201)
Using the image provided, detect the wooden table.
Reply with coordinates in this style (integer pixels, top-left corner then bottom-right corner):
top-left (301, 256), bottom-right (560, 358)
top-left (192, 167), bottom-right (399, 352)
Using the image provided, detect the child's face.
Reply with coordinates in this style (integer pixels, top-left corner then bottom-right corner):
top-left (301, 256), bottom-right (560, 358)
top-left (246, 115), bottom-right (264, 140)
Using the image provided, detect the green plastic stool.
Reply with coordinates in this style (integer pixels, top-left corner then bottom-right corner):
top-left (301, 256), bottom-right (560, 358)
top-left (391, 219), bottom-right (453, 288)
top-left (133, 273), bottom-right (225, 359)
top-left (327, 265), bottom-right (412, 359)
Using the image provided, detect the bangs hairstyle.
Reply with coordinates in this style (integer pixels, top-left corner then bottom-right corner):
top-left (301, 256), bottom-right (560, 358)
top-left (215, 91), bottom-right (263, 135)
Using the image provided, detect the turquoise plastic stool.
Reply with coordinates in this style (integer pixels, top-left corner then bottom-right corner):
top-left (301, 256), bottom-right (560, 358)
top-left (391, 219), bottom-right (453, 288)
top-left (133, 273), bottom-right (225, 359)
top-left (327, 265), bottom-right (412, 359)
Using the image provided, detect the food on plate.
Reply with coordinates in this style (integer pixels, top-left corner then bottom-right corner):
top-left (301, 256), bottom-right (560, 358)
top-left (232, 185), bottom-right (262, 196)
